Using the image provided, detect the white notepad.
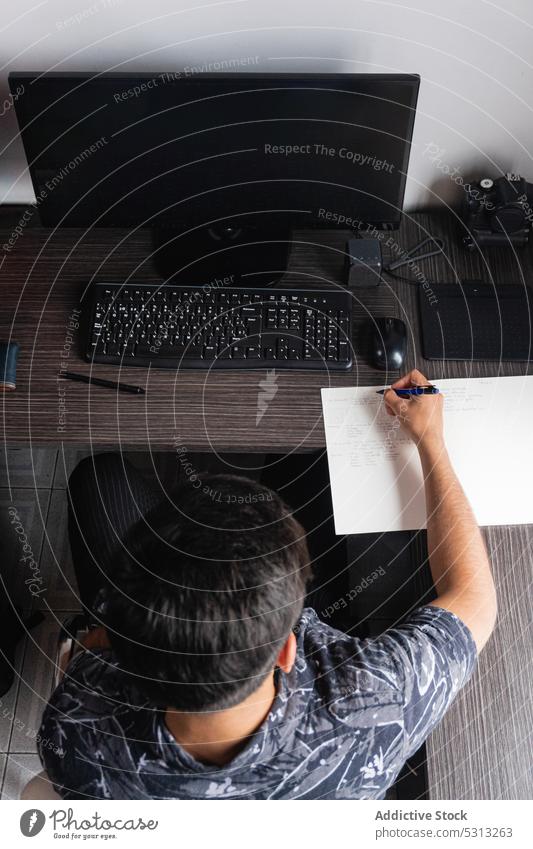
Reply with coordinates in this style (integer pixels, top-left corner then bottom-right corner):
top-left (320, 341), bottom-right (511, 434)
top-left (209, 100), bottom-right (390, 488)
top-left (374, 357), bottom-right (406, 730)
top-left (321, 376), bottom-right (533, 534)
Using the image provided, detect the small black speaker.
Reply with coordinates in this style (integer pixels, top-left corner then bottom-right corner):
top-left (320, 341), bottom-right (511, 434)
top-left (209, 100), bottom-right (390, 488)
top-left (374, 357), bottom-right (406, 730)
top-left (345, 238), bottom-right (382, 288)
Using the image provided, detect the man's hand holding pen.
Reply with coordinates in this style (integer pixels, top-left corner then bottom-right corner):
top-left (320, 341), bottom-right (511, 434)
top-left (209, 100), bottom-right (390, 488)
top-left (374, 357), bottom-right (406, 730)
top-left (383, 369), bottom-right (445, 454)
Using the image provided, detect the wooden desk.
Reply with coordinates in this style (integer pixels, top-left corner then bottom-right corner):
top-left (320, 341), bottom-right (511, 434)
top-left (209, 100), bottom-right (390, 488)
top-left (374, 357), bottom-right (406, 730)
top-left (2, 209), bottom-right (532, 451)
top-left (1, 208), bottom-right (532, 799)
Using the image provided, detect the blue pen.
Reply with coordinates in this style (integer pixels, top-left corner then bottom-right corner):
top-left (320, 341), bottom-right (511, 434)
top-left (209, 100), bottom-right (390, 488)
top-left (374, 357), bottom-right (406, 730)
top-left (376, 385), bottom-right (440, 397)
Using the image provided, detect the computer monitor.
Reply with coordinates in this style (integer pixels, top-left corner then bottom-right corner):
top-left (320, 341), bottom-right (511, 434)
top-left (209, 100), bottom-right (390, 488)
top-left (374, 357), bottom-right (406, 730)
top-left (10, 72), bottom-right (420, 283)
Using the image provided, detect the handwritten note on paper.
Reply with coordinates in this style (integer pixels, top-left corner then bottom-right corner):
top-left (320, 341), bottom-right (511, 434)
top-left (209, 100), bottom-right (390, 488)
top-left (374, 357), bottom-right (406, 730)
top-left (321, 376), bottom-right (533, 535)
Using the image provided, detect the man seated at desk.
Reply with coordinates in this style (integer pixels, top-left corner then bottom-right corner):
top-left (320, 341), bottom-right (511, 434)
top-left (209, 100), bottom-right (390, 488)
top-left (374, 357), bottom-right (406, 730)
top-left (38, 370), bottom-right (497, 800)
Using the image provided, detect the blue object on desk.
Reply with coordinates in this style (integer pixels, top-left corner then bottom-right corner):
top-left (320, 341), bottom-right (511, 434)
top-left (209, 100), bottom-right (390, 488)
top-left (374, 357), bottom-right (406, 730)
top-left (377, 385), bottom-right (440, 396)
top-left (0, 342), bottom-right (19, 391)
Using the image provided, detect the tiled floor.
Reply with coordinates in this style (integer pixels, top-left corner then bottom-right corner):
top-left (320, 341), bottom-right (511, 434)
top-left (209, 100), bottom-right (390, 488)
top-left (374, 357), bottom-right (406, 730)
top-left (0, 448), bottom-right (81, 798)
top-left (0, 446), bottom-right (184, 798)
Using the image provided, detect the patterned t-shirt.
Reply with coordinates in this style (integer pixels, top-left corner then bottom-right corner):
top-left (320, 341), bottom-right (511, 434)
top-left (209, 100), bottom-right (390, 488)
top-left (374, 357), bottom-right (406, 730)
top-left (39, 605), bottom-right (476, 799)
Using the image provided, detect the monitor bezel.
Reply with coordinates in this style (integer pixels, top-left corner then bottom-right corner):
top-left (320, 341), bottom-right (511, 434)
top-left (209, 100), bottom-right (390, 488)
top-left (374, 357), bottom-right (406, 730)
top-left (9, 71), bottom-right (420, 230)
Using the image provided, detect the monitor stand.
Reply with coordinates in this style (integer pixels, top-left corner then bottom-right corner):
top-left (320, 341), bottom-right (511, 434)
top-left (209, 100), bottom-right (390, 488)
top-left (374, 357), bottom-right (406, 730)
top-left (152, 214), bottom-right (293, 287)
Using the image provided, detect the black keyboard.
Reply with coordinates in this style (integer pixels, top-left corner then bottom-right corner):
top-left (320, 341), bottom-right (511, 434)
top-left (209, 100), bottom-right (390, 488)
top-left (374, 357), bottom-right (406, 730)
top-left (85, 283), bottom-right (353, 370)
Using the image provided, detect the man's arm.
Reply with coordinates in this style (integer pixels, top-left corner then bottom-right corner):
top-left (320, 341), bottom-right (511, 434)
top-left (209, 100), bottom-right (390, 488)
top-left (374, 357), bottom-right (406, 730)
top-left (384, 369), bottom-right (497, 652)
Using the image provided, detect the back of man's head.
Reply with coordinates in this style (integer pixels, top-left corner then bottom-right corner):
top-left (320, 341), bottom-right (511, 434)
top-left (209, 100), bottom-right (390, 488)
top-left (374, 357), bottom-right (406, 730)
top-left (105, 474), bottom-right (310, 711)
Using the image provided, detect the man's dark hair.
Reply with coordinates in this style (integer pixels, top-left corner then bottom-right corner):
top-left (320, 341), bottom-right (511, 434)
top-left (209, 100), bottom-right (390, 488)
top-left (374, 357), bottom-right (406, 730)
top-left (105, 474), bottom-right (311, 712)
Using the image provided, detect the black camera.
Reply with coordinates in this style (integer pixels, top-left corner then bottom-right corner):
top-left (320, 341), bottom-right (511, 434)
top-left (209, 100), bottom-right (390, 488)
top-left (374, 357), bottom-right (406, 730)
top-left (461, 173), bottom-right (533, 249)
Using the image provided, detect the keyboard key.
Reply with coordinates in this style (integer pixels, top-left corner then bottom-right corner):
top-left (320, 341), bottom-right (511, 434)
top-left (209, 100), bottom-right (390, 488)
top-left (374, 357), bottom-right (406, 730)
top-left (185, 345), bottom-right (204, 358)
top-left (338, 342), bottom-right (349, 360)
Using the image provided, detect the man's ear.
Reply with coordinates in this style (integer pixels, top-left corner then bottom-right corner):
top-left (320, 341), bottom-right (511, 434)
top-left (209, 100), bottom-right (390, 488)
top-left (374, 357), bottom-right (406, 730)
top-left (276, 631), bottom-right (297, 674)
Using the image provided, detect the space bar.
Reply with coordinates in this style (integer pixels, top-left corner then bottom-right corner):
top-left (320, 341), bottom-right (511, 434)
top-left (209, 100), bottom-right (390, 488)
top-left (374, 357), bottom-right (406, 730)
top-left (136, 344), bottom-right (203, 358)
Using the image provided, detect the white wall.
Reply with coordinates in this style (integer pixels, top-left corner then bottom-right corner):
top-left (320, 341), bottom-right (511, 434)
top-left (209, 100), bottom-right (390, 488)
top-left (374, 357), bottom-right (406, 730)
top-left (1, 0), bottom-right (532, 208)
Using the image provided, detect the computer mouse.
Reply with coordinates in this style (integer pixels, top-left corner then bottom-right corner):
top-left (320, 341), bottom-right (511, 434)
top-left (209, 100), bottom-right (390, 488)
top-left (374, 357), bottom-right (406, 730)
top-left (369, 317), bottom-right (407, 371)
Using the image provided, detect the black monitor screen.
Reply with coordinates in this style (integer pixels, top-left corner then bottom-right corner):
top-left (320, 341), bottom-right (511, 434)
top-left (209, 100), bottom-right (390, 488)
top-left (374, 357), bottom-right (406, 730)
top-left (10, 73), bottom-right (419, 230)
